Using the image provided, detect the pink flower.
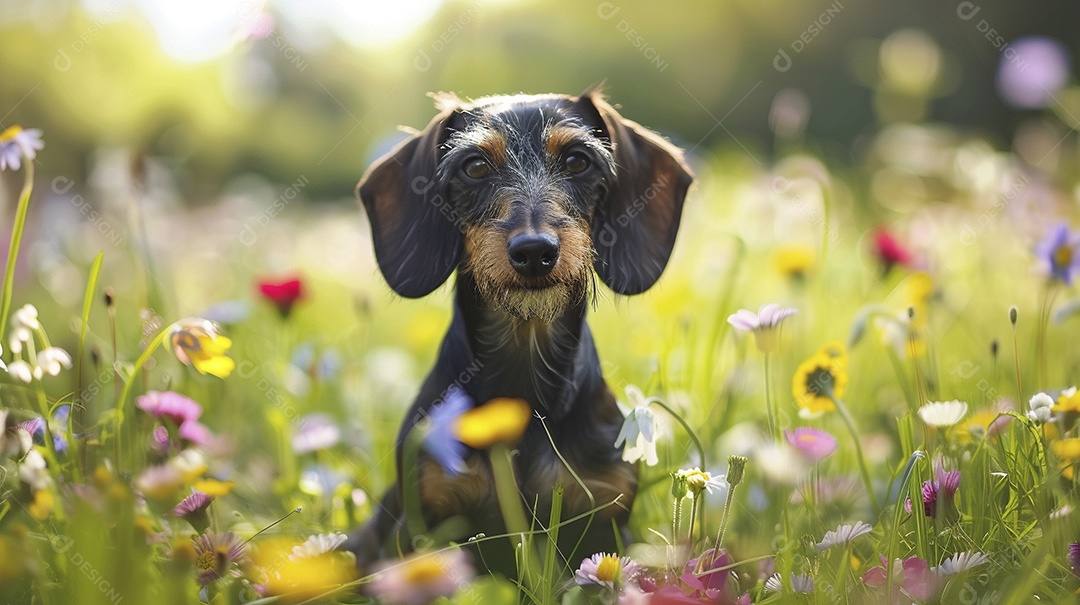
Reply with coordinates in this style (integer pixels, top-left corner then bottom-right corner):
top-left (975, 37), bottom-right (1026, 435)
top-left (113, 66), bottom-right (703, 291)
top-left (873, 228), bottom-right (914, 274)
top-left (178, 420), bottom-right (213, 446)
top-left (784, 427), bottom-right (838, 462)
top-left (137, 391), bottom-right (203, 425)
top-left (727, 304), bottom-right (798, 354)
top-left (257, 276), bottom-right (305, 318)
top-left (680, 548), bottom-right (733, 601)
top-left (863, 556), bottom-right (935, 601)
top-left (368, 549), bottom-right (474, 605)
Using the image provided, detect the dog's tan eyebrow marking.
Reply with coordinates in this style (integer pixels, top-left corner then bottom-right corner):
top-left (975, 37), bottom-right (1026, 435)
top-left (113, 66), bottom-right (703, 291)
top-left (475, 129), bottom-right (508, 166)
top-left (544, 124), bottom-right (588, 159)
top-left (448, 123), bottom-right (508, 166)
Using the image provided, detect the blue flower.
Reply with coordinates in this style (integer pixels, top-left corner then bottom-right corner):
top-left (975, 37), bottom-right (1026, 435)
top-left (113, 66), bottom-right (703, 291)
top-left (423, 386), bottom-right (473, 475)
top-left (1037, 223), bottom-right (1080, 284)
top-left (0, 126), bottom-right (44, 171)
top-left (19, 405), bottom-right (70, 453)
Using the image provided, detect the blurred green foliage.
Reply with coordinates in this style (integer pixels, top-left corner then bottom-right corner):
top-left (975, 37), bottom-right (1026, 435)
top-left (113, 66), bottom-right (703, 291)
top-left (2, 0), bottom-right (1079, 199)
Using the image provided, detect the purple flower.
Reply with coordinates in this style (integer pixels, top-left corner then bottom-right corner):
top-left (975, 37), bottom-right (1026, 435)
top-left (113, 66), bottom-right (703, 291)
top-left (1036, 223), bottom-right (1080, 285)
top-left (906, 469), bottom-right (961, 517)
top-left (0, 126), bottom-right (44, 171)
top-left (151, 425), bottom-right (171, 452)
top-left (422, 386), bottom-right (473, 475)
top-left (997, 36), bottom-right (1071, 109)
top-left (192, 531), bottom-right (247, 585)
top-left (173, 491), bottom-right (214, 532)
top-left (19, 405), bottom-right (70, 453)
top-left (292, 413), bottom-right (342, 454)
top-left (1070, 542), bottom-right (1080, 576)
top-left (137, 391), bottom-right (203, 425)
top-left (785, 427), bottom-right (838, 462)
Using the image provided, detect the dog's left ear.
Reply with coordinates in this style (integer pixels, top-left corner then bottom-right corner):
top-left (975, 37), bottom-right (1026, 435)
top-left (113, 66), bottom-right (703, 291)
top-left (576, 92), bottom-right (693, 295)
top-left (358, 104), bottom-right (461, 298)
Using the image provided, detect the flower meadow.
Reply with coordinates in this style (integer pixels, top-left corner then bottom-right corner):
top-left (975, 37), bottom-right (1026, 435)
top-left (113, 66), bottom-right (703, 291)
top-left (4, 108), bottom-right (1080, 605)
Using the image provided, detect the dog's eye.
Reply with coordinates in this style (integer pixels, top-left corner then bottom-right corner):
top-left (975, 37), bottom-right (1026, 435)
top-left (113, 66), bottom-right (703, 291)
top-left (462, 157), bottom-right (492, 180)
top-left (565, 152), bottom-right (590, 174)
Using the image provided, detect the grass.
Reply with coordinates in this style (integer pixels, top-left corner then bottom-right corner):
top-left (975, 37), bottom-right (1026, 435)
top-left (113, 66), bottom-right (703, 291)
top-left (1, 122), bottom-right (1079, 604)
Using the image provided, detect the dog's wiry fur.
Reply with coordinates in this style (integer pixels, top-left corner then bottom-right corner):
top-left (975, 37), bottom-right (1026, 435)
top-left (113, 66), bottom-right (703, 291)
top-left (345, 89), bottom-right (693, 576)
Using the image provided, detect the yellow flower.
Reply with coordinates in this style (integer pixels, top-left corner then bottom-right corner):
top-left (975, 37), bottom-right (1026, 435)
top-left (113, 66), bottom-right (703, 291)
top-left (169, 318), bottom-right (235, 378)
top-left (792, 343), bottom-right (848, 415)
top-left (1053, 438), bottom-right (1080, 461)
top-left (28, 488), bottom-right (54, 520)
top-left (454, 397), bottom-right (532, 449)
top-left (952, 409), bottom-right (1002, 444)
top-left (1055, 387), bottom-right (1080, 413)
top-left (193, 479), bottom-right (234, 497)
top-left (774, 245), bottom-right (816, 279)
top-left (905, 271), bottom-right (935, 329)
top-left (1053, 437), bottom-right (1080, 480)
top-left (249, 538), bottom-right (356, 603)
top-left (0, 532), bottom-right (30, 584)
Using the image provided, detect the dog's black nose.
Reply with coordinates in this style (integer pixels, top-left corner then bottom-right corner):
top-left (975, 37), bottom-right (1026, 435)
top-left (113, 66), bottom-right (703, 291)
top-left (508, 232), bottom-right (560, 278)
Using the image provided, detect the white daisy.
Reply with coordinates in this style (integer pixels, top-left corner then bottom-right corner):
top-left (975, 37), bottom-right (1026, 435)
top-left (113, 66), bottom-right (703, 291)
top-left (918, 400), bottom-right (968, 427)
top-left (764, 572), bottom-right (814, 594)
top-left (933, 551), bottom-right (990, 575)
top-left (817, 520), bottom-right (872, 550)
top-left (289, 532), bottom-right (349, 560)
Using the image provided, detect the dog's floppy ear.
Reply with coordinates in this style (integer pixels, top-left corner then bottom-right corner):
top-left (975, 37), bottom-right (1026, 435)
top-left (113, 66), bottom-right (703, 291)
top-left (577, 91), bottom-right (693, 295)
top-left (358, 105), bottom-right (461, 298)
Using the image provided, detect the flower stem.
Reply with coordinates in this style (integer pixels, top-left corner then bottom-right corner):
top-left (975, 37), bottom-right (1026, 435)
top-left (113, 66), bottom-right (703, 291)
top-left (114, 326), bottom-right (169, 464)
top-left (34, 388), bottom-right (61, 472)
top-left (832, 395), bottom-right (879, 514)
top-left (651, 398), bottom-right (706, 469)
top-left (401, 423), bottom-right (429, 541)
top-left (1037, 285), bottom-right (1058, 390)
top-left (710, 484), bottom-right (737, 564)
top-left (763, 352), bottom-right (779, 441)
top-left (1010, 311), bottom-right (1023, 414)
top-left (686, 493), bottom-right (700, 545)
top-left (490, 442), bottom-right (540, 591)
top-left (671, 496), bottom-right (683, 569)
top-left (0, 160), bottom-right (34, 341)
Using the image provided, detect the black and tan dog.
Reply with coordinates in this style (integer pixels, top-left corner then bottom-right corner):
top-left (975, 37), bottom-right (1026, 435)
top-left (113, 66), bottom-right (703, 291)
top-left (346, 89), bottom-right (692, 574)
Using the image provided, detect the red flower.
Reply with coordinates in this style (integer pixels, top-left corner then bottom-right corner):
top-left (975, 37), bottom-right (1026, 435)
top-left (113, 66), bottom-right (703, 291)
top-left (258, 276), bottom-right (305, 317)
top-left (873, 228), bottom-right (913, 273)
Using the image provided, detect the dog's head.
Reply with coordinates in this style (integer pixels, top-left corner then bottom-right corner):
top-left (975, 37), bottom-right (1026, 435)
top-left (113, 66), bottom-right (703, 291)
top-left (358, 90), bottom-right (692, 321)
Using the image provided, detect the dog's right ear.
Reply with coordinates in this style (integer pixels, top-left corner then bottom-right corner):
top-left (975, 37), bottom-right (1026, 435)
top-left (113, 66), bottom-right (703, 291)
top-left (358, 107), bottom-right (461, 298)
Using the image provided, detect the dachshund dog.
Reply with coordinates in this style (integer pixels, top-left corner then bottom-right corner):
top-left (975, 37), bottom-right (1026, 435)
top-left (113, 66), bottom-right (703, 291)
top-left (345, 89), bottom-right (692, 575)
